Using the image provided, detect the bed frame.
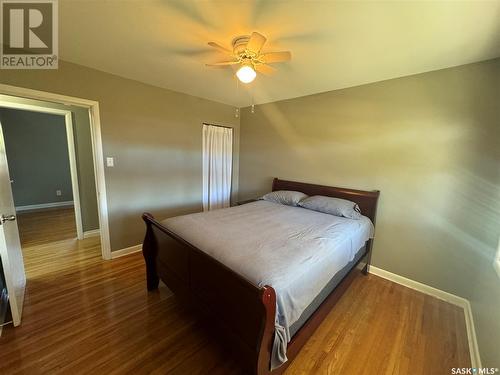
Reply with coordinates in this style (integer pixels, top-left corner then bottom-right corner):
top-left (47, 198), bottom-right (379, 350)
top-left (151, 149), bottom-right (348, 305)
top-left (142, 178), bottom-right (380, 374)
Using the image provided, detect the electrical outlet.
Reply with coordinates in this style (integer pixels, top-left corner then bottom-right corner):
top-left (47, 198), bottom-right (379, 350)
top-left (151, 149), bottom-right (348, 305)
top-left (106, 157), bottom-right (114, 167)
top-left (56, 190), bottom-right (62, 196)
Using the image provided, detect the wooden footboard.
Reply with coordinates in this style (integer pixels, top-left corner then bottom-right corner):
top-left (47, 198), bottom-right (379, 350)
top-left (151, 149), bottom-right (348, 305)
top-left (142, 212), bottom-right (276, 374)
top-left (142, 178), bottom-right (379, 374)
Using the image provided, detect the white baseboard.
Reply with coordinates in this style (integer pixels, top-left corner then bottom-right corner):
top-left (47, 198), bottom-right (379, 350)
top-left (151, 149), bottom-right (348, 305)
top-left (369, 266), bottom-right (466, 306)
top-left (111, 244), bottom-right (142, 259)
top-left (369, 266), bottom-right (481, 369)
top-left (83, 229), bottom-right (100, 238)
top-left (462, 300), bottom-right (481, 370)
top-left (15, 201), bottom-right (74, 212)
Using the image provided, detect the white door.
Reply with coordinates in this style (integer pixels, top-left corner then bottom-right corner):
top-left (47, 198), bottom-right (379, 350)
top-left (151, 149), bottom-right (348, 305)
top-left (0, 123), bottom-right (25, 326)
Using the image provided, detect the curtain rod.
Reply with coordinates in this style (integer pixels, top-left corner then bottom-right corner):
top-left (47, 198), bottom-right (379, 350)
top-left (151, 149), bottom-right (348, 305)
top-left (203, 123), bottom-right (234, 130)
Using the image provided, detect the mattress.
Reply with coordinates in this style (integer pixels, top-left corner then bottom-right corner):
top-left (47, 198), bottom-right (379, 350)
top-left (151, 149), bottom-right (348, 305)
top-left (289, 243), bottom-right (367, 336)
top-left (162, 200), bottom-right (374, 369)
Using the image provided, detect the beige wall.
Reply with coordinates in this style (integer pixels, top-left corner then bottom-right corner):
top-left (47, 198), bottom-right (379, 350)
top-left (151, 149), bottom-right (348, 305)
top-left (0, 61), bottom-right (239, 250)
top-left (239, 59), bottom-right (500, 366)
top-left (0, 94), bottom-right (100, 231)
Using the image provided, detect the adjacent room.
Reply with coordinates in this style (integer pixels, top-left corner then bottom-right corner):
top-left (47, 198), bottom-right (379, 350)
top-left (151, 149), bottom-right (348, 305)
top-left (0, 1), bottom-right (498, 374)
top-left (0, 99), bottom-right (100, 278)
top-left (2, 109), bottom-right (77, 245)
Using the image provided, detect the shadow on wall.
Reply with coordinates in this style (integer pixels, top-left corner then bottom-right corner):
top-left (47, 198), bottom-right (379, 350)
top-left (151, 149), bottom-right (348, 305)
top-left (458, 59), bottom-right (500, 367)
top-left (109, 202), bottom-right (202, 251)
top-left (104, 142), bottom-right (206, 249)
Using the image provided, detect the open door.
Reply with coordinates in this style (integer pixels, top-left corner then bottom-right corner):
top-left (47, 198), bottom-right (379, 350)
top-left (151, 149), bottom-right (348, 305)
top-left (0, 121), bottom-right (25, 326)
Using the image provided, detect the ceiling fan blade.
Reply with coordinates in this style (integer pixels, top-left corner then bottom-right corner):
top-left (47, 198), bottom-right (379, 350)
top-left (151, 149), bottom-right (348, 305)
top-left (206, 60), bottom-right (239, 66)
top-left (261, 51), bottom-right (291, 63)
top-left (255, 63), bottom-right (276, 75)
top-left (208, 42), bottom-right (232, 55)
top-left (246, 32), bottom-right (267, 54)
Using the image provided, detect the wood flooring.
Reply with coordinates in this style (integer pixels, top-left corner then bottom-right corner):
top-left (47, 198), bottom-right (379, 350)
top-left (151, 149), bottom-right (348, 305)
top-left (16, 206), bottom-right (77, 247)
top-left (0, 209), bottom-right (471, 374)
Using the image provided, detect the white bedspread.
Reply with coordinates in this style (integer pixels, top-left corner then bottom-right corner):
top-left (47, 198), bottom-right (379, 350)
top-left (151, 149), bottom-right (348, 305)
top-left (161, 200), bottom-right (374, 369)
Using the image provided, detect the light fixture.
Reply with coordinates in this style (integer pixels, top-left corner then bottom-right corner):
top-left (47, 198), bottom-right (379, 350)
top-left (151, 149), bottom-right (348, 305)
top-left (236, 62), bottom-right (256, 84)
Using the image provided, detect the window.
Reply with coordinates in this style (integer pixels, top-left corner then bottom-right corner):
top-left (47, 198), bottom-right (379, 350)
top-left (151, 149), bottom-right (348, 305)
top-left (202, 124), bottom-right (233, 211)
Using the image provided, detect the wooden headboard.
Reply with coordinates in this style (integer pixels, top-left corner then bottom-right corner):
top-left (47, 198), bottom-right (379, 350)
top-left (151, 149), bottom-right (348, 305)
top-left (272, 178), bottom-right (380, 224)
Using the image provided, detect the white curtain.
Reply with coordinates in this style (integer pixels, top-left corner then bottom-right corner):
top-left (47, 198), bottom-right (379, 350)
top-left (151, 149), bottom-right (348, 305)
top-left (202, 124), bottom-right (233, 211)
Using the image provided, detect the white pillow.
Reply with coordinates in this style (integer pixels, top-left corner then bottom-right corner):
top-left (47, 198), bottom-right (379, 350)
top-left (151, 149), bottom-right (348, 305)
top-left (299, 195), bottom-right (362, 219)
top-left (261, 190), bottom-right (308, 207)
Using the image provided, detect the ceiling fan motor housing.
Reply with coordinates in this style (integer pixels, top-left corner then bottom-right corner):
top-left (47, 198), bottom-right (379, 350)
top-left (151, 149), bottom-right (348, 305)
top-left (232, 35), bottom-right (252, 57)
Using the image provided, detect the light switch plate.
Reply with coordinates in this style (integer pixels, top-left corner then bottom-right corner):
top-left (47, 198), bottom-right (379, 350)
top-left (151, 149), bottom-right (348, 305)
top-left (106, 157), bottom-right (114, 167)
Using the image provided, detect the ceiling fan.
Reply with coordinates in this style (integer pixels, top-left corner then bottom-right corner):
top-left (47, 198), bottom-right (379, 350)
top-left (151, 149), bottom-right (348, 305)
top-left (206, 32), bottom-right (291, 84)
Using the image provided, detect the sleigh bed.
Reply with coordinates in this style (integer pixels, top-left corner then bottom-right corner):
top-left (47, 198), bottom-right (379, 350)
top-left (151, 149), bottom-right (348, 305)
top-left (142, 178), bottom-right (380, 374)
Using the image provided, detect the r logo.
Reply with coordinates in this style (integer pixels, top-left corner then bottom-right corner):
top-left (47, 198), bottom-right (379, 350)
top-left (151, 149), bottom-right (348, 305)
top-left (1, 0), bottom-right (58, 68)
top-left (2, 1), bottom-right (53, 54)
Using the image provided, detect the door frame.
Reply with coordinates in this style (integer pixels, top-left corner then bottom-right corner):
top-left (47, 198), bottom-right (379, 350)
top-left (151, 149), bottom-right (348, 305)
top-left (0, 84), bottom-right (112, 260)
top-left (0, 102), bottom-right (84, 239)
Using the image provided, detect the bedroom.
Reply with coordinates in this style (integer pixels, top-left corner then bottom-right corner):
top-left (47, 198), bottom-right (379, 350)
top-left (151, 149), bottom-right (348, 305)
top-left (0, 1), bottom-right (498, 374)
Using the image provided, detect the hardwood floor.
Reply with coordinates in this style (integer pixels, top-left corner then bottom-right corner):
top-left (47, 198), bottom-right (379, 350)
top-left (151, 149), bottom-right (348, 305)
top-left (17, 207), bottom-right (77, 248)
top-left (0, 232), bottom-right (471, 374)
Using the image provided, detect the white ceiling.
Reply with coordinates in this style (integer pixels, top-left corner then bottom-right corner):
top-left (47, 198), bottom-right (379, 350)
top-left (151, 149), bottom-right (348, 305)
top-left (60, 0), bottom-right (500, 107)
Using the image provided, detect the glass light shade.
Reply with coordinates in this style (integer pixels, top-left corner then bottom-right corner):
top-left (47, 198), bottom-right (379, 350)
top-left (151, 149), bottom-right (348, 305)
top-left (236, 64), bottom-right (256, 83)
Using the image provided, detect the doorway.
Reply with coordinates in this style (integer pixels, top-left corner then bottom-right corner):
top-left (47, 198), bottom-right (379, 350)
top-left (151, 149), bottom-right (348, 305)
top-left (0, 99), bottom-right (100, 301)
top-left (0, 85), bottom-right (109, 328)
top-left (0, 107), bottom-right (84, 247)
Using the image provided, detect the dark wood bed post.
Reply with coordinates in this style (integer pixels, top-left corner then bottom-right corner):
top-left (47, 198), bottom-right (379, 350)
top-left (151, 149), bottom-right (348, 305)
top-left (142, 213), bottom-right (159, 291)
top-left (363, 194), bottom-right (378, 275)
top-left (257, 286), bottom-right (276, 375)
top-left (363, 239), bottom-right (373, 275)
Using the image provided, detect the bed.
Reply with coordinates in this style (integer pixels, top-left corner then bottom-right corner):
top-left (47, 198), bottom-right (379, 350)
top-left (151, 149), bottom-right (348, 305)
top-left (142, 178), bottom-right (380, 374)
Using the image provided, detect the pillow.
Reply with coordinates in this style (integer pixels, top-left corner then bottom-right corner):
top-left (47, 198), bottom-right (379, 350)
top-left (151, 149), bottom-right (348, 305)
top-left (299, 195), bottom-right (362, 219)
top-left (261, 190), bottom-right (308, 207)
